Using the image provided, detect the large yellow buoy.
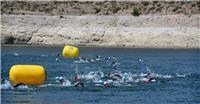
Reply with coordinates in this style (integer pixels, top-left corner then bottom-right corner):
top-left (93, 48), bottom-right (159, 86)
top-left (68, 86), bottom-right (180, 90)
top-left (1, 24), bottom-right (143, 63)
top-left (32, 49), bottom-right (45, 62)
top-left (9, 65), bottom-right (46, 85)
top-left (62, 45), bottom-right (79, 58)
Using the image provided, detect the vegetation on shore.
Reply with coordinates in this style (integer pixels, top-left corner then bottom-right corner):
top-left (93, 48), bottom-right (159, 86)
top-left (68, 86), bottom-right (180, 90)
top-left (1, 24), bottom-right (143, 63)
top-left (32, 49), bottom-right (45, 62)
top-left (1, 1), bottom-right (199, 15)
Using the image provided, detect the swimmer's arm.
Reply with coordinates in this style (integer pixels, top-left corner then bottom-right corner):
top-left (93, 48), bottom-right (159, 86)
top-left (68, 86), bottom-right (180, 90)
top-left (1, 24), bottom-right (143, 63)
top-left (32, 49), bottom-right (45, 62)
top-left (13, 83), bottom-right (24, 88)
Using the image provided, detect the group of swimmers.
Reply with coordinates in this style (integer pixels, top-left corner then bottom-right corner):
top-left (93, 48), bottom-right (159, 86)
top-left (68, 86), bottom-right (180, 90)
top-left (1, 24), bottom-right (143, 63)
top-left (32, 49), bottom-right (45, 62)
top-left (1, 71), bottom-right (156, 89)
top-left (55, 70), bottom-right (156, 88)
top-left (1, 55), bottom-right (156, 89)
top-left (76, 55), bottom-right (119, 70)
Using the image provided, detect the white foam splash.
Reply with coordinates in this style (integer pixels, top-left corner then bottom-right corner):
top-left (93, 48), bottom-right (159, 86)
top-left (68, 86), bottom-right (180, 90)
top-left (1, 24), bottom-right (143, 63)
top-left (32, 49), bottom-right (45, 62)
top-left (14, 52), bottom-right (19, 56)
top-left (61, 79), bottom-right (71, 86)
top-left (55, 58), bottom-right (60, 61)
top-left (176, 73), bottom-right (190, 78)
top-left (39, 84), bottom-right (56, 87)
top-left (41, 54), bottom-right (46, 57)
top-left (1, 80), bottom-right (29, 90)
top-left (16, 85), bottom-right (29, 89)
top-left (76, 71), bottom-right (104, 80)
top-left (55, 76), bottom-right (72, 87)
top-left (1, 80), bottom-right (13, 89)
top-left (74, 60), bottom-right (89, 64)
top-left (2, 71), bottom-right (190, 90)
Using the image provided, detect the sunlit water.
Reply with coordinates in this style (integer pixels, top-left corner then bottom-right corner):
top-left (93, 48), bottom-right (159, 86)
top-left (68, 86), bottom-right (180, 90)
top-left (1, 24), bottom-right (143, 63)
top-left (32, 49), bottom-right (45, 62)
top-left (1, 46), bottom-right (200, 104)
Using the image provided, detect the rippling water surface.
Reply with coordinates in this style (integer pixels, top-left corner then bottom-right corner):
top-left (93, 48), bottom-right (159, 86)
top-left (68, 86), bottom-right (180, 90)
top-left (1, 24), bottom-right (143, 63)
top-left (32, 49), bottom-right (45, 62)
top-left (1, 46), bottom-right (200, 104)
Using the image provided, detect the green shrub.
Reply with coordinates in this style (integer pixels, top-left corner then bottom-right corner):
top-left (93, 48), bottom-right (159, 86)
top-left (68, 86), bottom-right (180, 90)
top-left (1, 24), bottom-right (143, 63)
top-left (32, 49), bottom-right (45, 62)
top-left (132, 8), bottom-right (141, 16)
top-left (95, 7), bottom-right (101, 13)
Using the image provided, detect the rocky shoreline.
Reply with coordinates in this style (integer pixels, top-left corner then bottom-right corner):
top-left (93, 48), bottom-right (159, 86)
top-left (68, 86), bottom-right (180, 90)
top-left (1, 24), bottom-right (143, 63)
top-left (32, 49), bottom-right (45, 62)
top-left (1, 1), bottom-right (200, 48)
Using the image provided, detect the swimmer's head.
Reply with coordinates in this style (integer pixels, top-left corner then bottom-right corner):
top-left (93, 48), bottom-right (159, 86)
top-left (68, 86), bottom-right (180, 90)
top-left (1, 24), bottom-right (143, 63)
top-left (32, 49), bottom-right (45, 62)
top-left (57, 77), bottom-right (64, 83)
top-left (103, 81), bottom-right (112, 88)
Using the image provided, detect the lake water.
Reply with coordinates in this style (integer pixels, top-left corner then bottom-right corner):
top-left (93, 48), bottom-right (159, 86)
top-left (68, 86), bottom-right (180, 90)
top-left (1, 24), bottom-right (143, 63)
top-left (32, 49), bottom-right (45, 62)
top-left (1, 46), bottom-right (200, 104)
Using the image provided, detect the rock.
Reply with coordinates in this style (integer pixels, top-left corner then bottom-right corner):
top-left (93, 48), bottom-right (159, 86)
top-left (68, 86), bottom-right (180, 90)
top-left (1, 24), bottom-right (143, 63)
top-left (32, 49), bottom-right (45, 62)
top-left (93, 38), bottom-right (100, 41)
top-left (4, 36), bottom-right (16, 44)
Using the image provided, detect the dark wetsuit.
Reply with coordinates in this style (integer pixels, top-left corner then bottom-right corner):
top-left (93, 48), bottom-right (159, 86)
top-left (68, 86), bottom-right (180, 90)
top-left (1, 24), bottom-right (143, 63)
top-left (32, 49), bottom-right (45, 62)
top-left (13, 83), bottom-right (24, 88)
top-left (74, 82), bottom-right (84, 87)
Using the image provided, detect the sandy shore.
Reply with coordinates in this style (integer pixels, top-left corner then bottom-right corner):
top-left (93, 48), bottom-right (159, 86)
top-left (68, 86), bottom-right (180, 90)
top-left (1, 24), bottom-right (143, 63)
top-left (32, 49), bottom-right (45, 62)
top-left (1, 14), bottom-right (200, 48)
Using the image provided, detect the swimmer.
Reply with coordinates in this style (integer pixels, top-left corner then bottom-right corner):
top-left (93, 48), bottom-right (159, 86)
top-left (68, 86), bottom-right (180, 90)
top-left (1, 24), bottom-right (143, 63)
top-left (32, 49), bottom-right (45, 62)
top-left (56, 77), bottom-right (65, 84)
top-left (96, 55), bottom-right (101, 58)
top-left (78, 57), bottom-right (90, 63)
top-left (144, 72), bottom-right (156, 82)
top-left (56, 77), bottom-right (72, 86)
top-left (110, 74), bottom-right (122, 80)
top-left (55, 53), bottom-right (61, 61)
top-left (77, 57), bottom-right (86, 62)
top-left (73, 75), bottom-right (85, 87)
top-left (104, 57), bottom-right (111, 62)
top-left (111, 61), bottom-right (117, 69)
top-left (103, 80), bottom-right (113, 88)
top-left (58, 78), bottom-right (65, 84)
top-left (95, 55), bottom-right (103, 61)
top-left (79, 57), bottom-right (86, 61)
top-left (142, 77), bottom-right (156, 83)
top-left (107, 71), bottom-right (122, 81)
top-left (111, 56), bottom-right (117, 60)
top-left (57, 53), bottom-right (60, 57)
top-left (103, 82), bottom-right (111, 88)
top-left (1, 78), bottom-right (5, 83)
top-left (144, 72), bottom-right (151, 78)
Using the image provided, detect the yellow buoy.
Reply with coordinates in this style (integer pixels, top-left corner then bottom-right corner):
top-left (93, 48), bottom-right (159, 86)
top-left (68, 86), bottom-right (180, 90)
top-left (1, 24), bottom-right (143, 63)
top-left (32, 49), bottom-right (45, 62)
top-left (62, 45), bottom-right (79, 58)
top-left (9, 65), bottom-right (46, 85)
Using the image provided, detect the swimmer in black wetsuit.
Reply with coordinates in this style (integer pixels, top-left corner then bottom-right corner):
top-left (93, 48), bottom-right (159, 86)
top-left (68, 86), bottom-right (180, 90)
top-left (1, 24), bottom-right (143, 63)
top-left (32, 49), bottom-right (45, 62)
top-left (145, 72), bottom-right (151, 78)
top-left (73, 75), bottom-right (84, 87)
top-left (107, 71), bottom-right (122, 81)
top-left (58, 78), bottom-right (65, 84)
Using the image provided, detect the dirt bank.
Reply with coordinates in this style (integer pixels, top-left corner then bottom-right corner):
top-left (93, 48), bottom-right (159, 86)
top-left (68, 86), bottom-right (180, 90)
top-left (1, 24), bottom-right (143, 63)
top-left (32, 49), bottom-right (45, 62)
top-left (1, 14), bottom-right (199, 48)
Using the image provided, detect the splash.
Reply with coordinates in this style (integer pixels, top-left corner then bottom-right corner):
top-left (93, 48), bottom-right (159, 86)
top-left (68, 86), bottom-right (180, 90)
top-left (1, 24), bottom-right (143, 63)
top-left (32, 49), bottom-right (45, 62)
top-left (14, 52), bottom-right (19, 56)
top-left (74, 56), bottom-right (119, 65)
top-left (175, 73), bottom-right (190, 78)
top-left (1, 80), bottom-right (29, 90)
top-left (1, 71), bottom-right (191, 90)
top-left (1, 80), bottom-right (13, 89)
top-left (53, 70), bottom-right (190, 87)
top-left (55, 76), bottom-right (72, 87)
